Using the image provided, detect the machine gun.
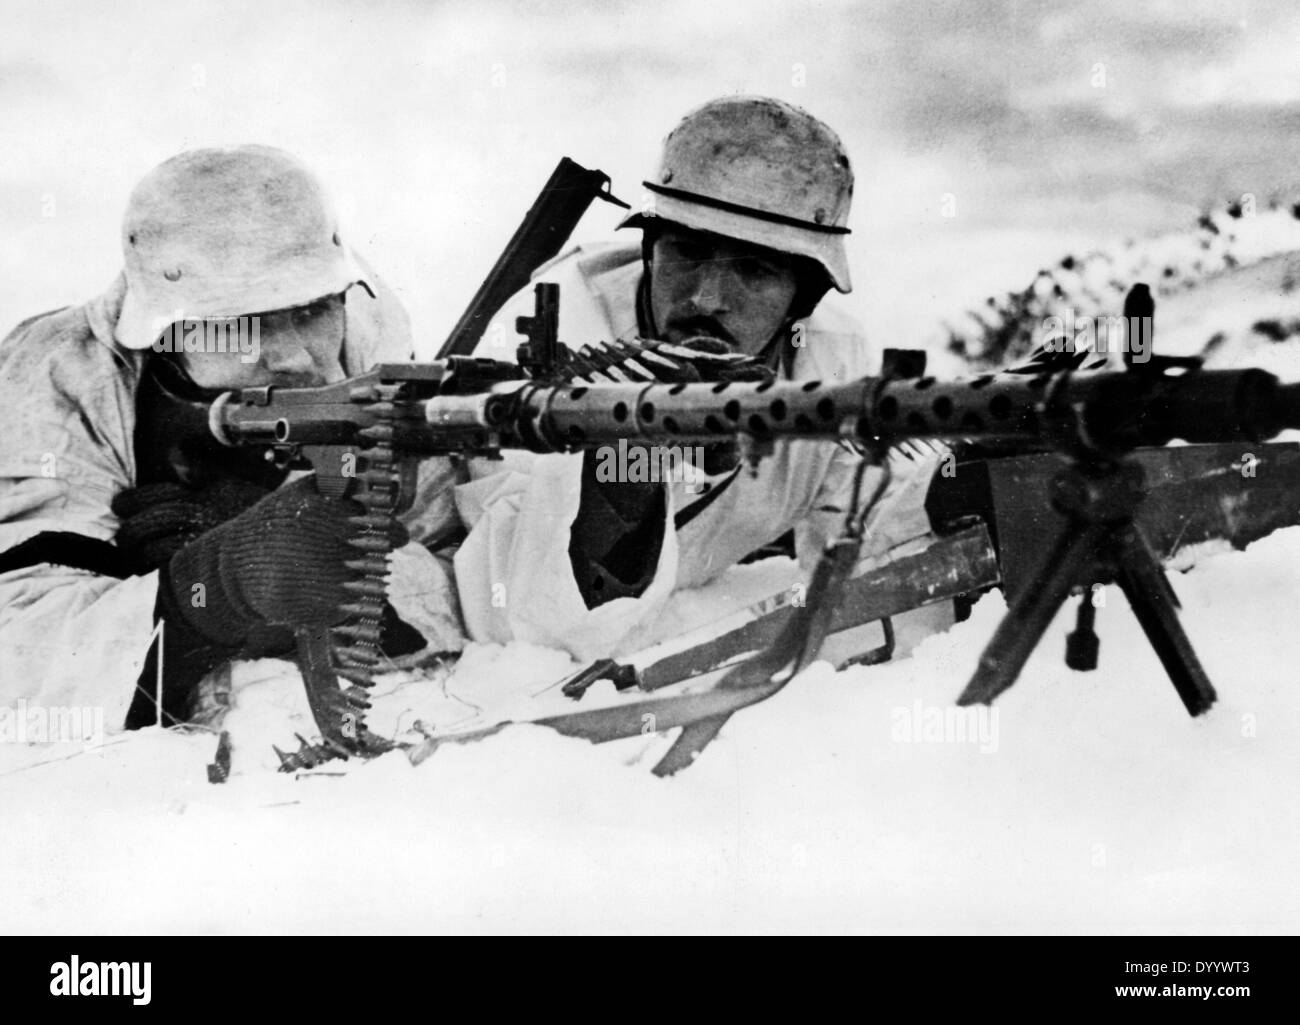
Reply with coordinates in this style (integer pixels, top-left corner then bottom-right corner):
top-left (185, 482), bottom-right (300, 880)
top-left (200, 282), bottom-right (1300, 771)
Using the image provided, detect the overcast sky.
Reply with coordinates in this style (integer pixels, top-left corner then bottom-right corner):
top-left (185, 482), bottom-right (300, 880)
top-left (3, 0), bottom-right (1299, 349)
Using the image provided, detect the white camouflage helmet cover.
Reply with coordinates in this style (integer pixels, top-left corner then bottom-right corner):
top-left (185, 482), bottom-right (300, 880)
top-left (623, 95), bottom-right (854, 292)
top-left (116, 145), bottom-right (365, 349)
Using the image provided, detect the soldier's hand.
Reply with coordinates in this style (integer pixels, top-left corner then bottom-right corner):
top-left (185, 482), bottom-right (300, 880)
top-left (653, 336), bottom-right (776, 383)
top-left (159, 476), bottom-right (406, 647)
top-left (112, 477), bottom-right (271, 574)
top-left (561, 336), bottom-right (774, 386)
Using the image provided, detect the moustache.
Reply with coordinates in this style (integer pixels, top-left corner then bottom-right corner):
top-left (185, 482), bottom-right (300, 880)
top-left (663, 315), bottom-right (737, 348)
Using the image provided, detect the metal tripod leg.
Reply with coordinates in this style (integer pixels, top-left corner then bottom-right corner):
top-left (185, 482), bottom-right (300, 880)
top-left (958, 521), bottom-right (1109, 707)
top-left (1112, 522), bottom-right (1217, 715)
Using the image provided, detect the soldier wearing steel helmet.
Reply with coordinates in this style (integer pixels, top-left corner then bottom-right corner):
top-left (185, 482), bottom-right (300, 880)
top-left (631, 93), bottom-right (855, 352)
top-left (453, 96), bottom-right (937, 659)
top-left (0, 146), bottom-right (446, 731)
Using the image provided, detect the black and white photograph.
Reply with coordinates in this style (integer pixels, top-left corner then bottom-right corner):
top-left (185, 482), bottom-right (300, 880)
top-left (0, 0), bottom-right (1296, 966)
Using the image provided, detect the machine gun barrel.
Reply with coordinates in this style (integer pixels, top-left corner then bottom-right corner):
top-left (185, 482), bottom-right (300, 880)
top-left (445, 366), bottom-right (1300, 455)
top-left (210, 359), bottom-right (1300, 462)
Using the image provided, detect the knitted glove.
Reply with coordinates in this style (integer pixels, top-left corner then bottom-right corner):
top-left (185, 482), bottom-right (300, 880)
top-left (112, 477), bottom-right (273, 574)
top-left (159, 476), bottom-right (405, 647)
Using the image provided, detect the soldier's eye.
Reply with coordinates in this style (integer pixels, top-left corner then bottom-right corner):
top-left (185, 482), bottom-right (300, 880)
top-left (668, 239), bottom-right (708, 264)
top-left (740, 258), bottom-right (780, 281)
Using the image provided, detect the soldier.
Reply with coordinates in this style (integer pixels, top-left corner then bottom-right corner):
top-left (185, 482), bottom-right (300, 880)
top-left (0, 145), bottom-right (444, 734)
top-left (454, 96), bottom-right (937, 659)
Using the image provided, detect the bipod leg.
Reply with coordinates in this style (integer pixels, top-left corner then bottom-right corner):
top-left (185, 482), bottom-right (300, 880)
top-left (1112, 522), bottom-right (1217, 716)
top-left (958, 521), bottom-right (1109, 707)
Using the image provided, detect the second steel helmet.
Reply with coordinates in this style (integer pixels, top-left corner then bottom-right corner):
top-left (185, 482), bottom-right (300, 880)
top-left (624, 95), bottom-right (854, 292)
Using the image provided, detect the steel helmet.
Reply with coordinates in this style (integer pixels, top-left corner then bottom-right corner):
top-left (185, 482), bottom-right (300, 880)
top-left (623, 95), bottom-right (854, 292)
top-left (116, 145), bottom-right (364, 350)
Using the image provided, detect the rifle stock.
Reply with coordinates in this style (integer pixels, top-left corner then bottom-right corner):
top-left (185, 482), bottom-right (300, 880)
top-left (438, 158), bottom-right (629, 359)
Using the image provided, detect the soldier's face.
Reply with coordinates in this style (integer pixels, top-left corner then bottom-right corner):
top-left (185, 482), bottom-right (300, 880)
top-left (648, 225), bottom-right (800, 357)
top-left (177, 294), bottom-right (347, 389)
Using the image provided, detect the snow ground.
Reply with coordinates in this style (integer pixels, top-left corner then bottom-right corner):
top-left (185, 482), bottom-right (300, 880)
top-left (2, 524), bottom-right (1297, 934)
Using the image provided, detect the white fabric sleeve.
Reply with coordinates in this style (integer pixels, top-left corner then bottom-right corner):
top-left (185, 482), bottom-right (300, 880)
top-left (0, 392), bottom-right (162, 738)
top-left (795, 448), bottom-right (942, 575)
top-left (0, 557), bottom-right (160, 735)
top-left (451, 451), bottom-right (679, 661)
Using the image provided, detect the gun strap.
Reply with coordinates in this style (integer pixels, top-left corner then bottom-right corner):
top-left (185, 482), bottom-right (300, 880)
top-left (672, 466), bottom-right (741, 531)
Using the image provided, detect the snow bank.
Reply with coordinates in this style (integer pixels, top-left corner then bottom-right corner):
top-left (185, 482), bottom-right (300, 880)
top-left (3, 525), bottom-right (1297, 934)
